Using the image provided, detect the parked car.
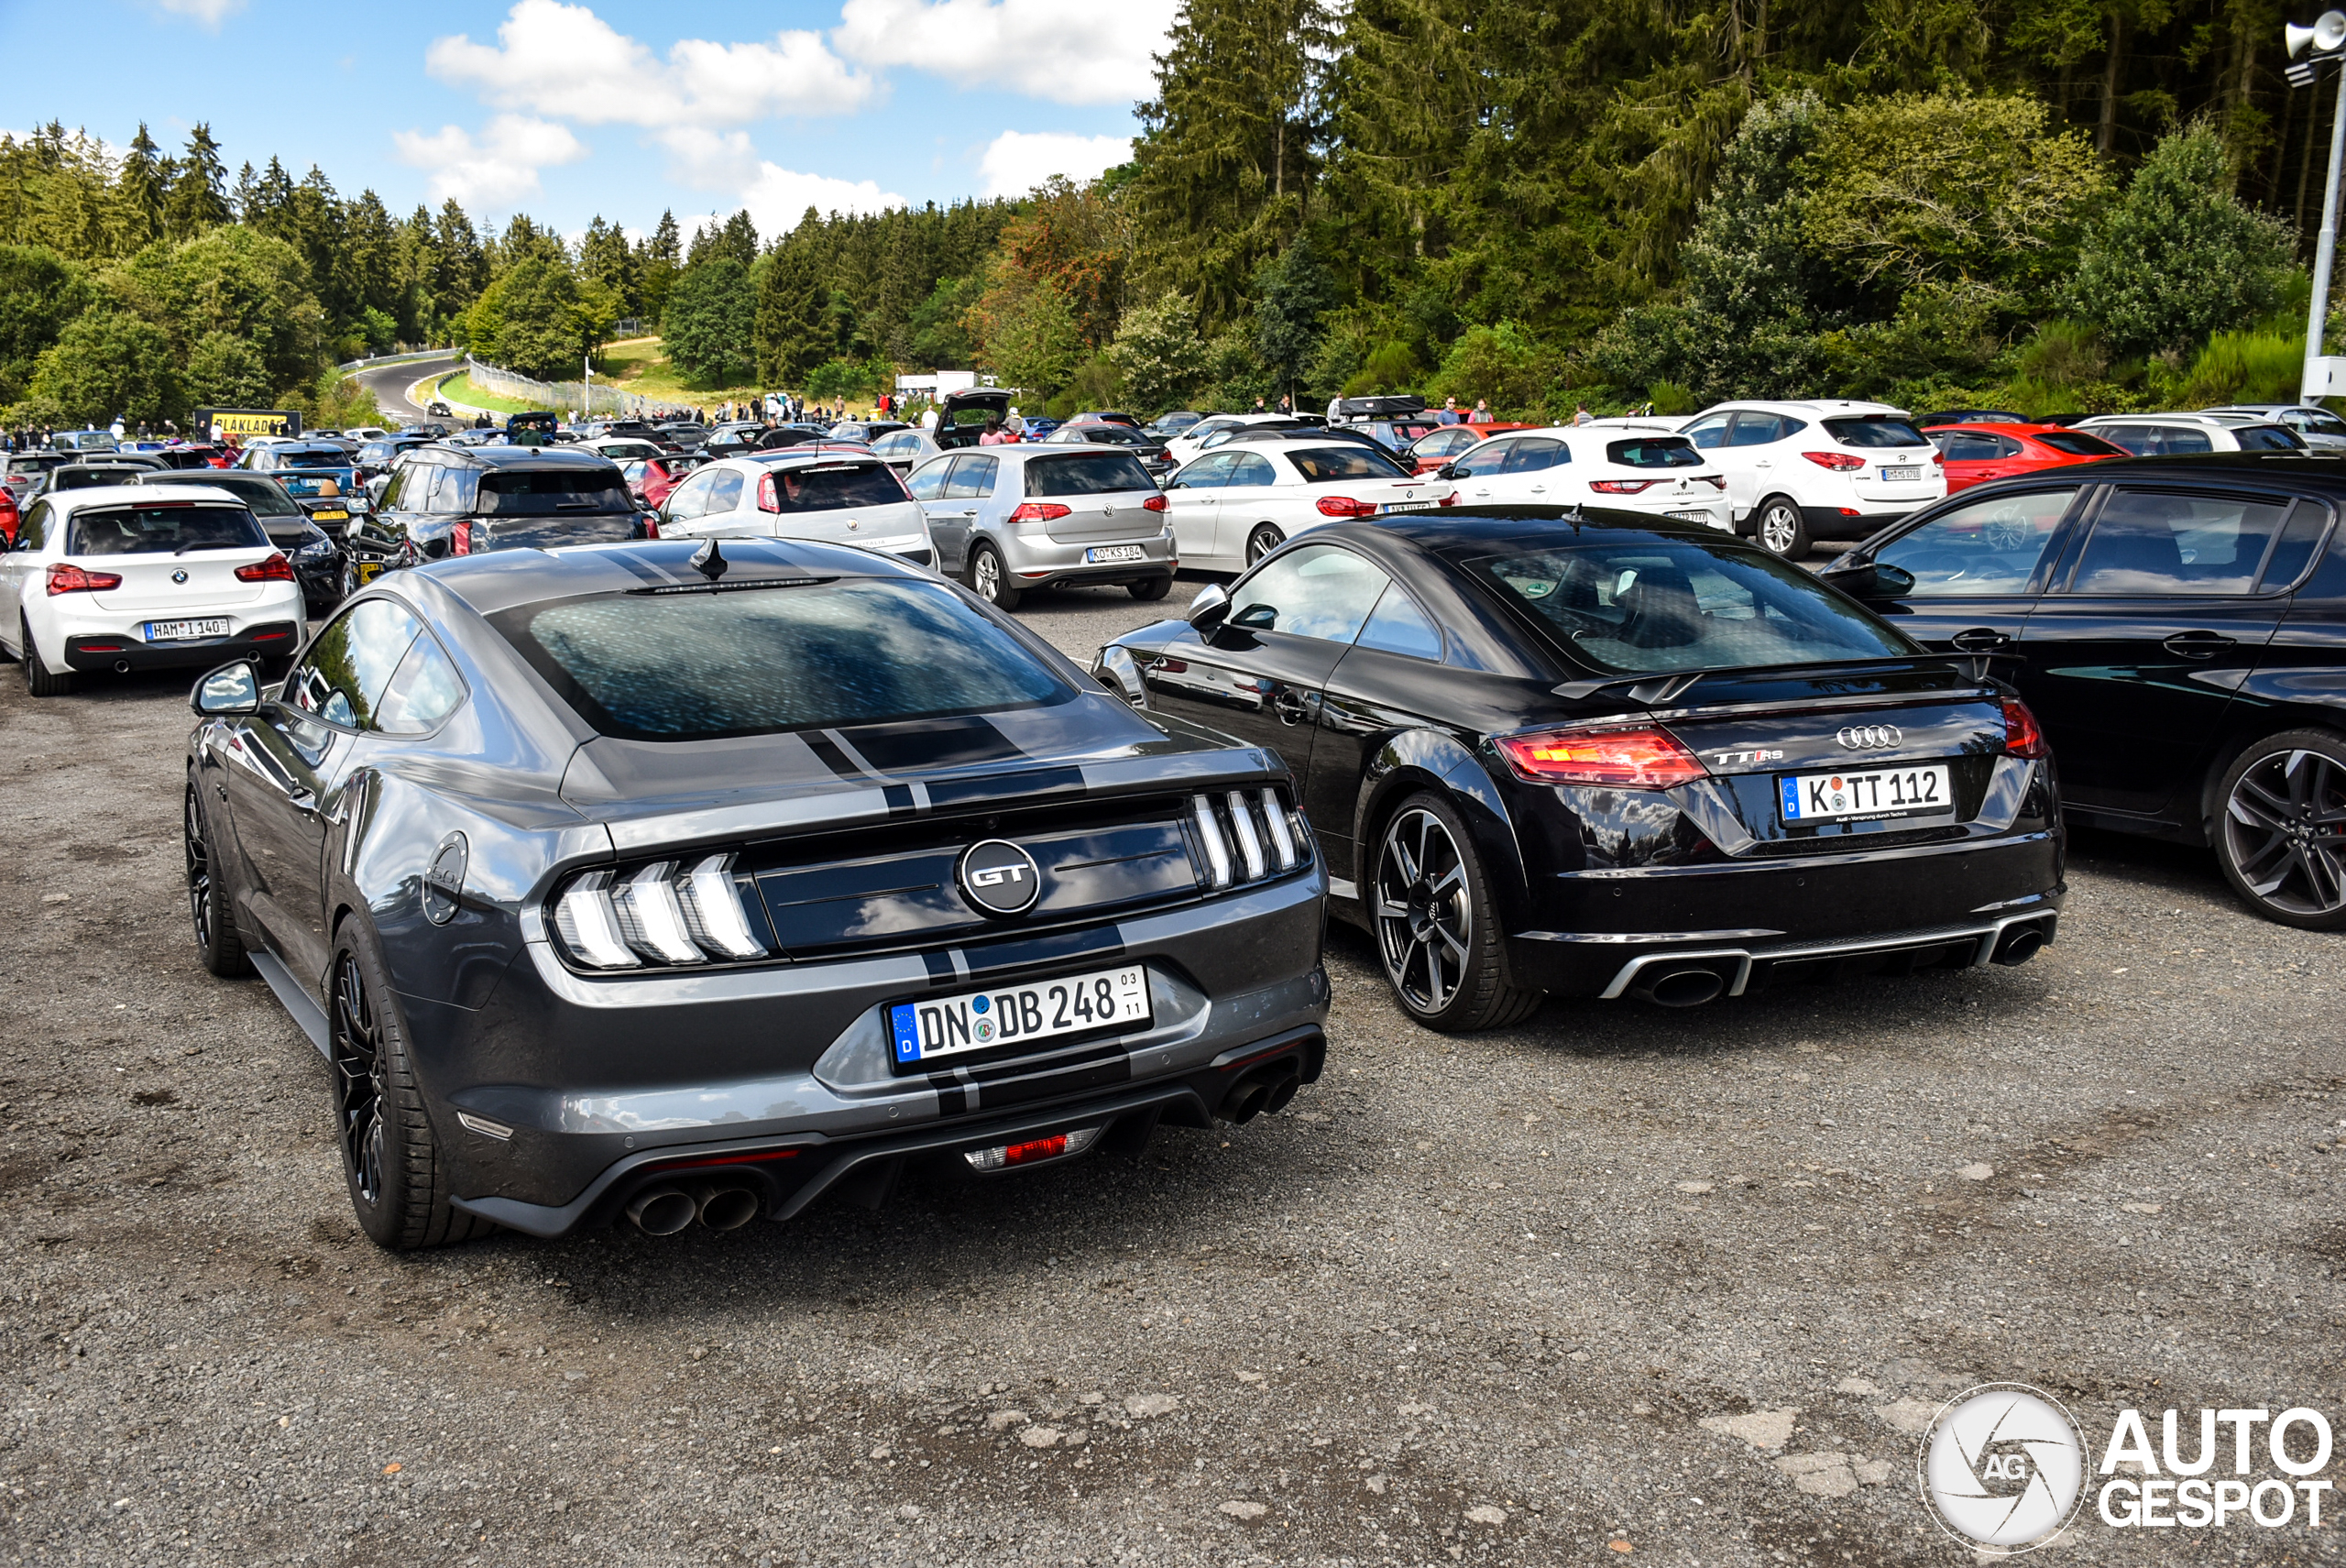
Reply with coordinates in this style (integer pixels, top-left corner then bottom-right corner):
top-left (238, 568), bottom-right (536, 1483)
top-left (374, 445), bottom-right (642, 564)
top-left (652, 420), bottom-right (710, 450)
top-left (1408, 422), bottom-right (1534, 473)
top-left (5, 451), bottom-right (71, 502)
top-left (1146, 411), bottom-right (1205, 439)
top-left (2074, 413), bottom-right (2306, 456)
top-left (1017, 418), bottom-right (1063, 441)
top-left (151, 444), bottom-right (231, 470)
top-left (904, 444), bottom-right (1177, 609)
top-left (828, 421), bottom-right (911, 444)
top-left (181, 536), bottom-right (1327, 1247)
top-left (1437, 427), bottom-right (1731, 532)
top-left (1679, 400), bottom-right (1947, 559)
top-left (870, 427), bottom-right (944, 474)
top-left (51, 429), bottom-right (120, 453)
top-left (1091, 512), bottom-right (2063, 1028)
top-left (1823, 453), bottom-right (2346, 928)
top-left (1, 485), bottom-right (303, 696)
top-left (1163, 413), bottom-right (1295, 466)
top-left (1915, 409), bottom-right (2031, 427)
top-left (934, 389), bottom-right (1019, 452)
top-left (0, 485), bottom-right (17, 544)
top-left (1041, 420), bottom-right (1176, 481)
top-left (1158, 433), bottom-right (1453, 573)
top-left (356, 433), bottom-right (436, 481)
top-left (619, 453), bottom-right (710, 510)
top-left (2201, 404), bottom-right (2346, 450)
top-left (654, 452), bottom-right (934, 567)
top-left (579, 437), bottom-right (668, 464)
top-left (240, 442), bottom-right (366, 521)
top-left (1924, 422), bottom-right (2127, 492)
top-left (46, 456), bottom-right (168, 491)
top-left (137, 469), bottom-right (351, 613)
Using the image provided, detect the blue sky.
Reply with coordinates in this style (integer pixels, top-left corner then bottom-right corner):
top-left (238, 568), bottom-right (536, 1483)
top-left (1, 0), bottom-right (1169, 242)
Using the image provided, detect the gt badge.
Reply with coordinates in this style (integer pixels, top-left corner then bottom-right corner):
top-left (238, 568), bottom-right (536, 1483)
top-left (959, 839), bottom-right (1042, 915)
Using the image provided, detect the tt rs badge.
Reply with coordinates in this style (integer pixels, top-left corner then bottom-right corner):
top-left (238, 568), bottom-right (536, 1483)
top-left (1837, 725), bottom-right (1902, 751)
top-left (959, 839), bottom-right (1042, 915)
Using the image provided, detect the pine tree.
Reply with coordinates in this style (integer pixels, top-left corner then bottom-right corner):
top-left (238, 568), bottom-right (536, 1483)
top-left (637, 210), bottom-right (682, 323)
top-left (162, 123), bottom-right (230, 240)
top-left (755, 242), bottom-right (826, 387)
top-left (577, 215), bottom-right (637, 317)
top-left (434, 200), bottom-right (487, 315)
top-left (117, 125), bottom-right (166, 251)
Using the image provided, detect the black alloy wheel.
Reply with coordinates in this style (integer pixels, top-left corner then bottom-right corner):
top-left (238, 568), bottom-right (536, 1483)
top-left (1752, 496), bottom-right (1810, 561)
top-left (2215, 729), bottom-right (2346, 930)
top-left (21, 616), bottom-right (71, 696)
top-left (966, 539), bottom-right (1021, 611)
top-left (184, 781), bottom-right (252, 978)
top-left (1128, 576), bottom-right (1172, 601)
top-left (329, 921), bottom-right (488, 1249)
top-left (1371, 791), bottom-right (1542, 1032)
top-left (336, 555), bottom-right (359, 604)
top-left (1245, 524), bottom-right (1286, 567)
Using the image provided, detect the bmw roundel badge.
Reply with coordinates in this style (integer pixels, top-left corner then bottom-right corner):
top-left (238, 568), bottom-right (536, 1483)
top-left (958, 839), bottom-right (1042, 916)
top-left (171, 569), bottom-right (189, 584)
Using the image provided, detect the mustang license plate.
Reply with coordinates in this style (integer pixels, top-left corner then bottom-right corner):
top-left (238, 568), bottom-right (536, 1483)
top-left (1879, 466), bottom-right (1922, 482)
top-left (146, 618), bottom-right (231, 642)
top-left (1085, 544), bottom-right (1146, 564)
top-left (890, 963), bottom-right (1149, 1067)
top-left (1779, 763), bottom-right (1952, 824)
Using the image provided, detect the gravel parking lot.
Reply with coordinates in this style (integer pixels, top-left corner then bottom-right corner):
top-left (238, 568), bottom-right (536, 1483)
top-left (4, 578), bottom-right (2341, 1567)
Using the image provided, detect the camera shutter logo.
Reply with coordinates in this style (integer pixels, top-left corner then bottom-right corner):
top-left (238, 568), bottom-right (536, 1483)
top-left (958, 839), bottom-right (1042, 915)
top-left (1918, 1383), bottom-right (2086, 1554)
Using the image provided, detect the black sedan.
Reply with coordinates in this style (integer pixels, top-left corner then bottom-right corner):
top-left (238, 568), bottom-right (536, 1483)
top-left (1093, 513), bottom-right (2065, 1029)
top-left (1823, 453), bottom-right (2346, 929)
top-left (183, 537), bottom-right (1329, 1249)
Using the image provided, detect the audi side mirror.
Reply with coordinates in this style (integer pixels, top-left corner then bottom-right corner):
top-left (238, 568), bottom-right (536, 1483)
top-left (192, 660), bottom-right (260, 718)
top-left (1187, 581), bottom-right (1230, 629)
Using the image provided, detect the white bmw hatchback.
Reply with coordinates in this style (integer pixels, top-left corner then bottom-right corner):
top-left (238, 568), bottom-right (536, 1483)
top-left (1162, 434), bottom-right (1453, 571)
top-left (1, 485), bottom-right (305, 696)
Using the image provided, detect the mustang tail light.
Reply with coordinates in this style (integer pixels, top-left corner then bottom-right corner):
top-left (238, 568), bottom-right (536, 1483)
top-left (1315, 496), bottom-right (1379, 519)
top-left (234, 553), bottom-right (296, 583)
top-left (1141, 493), bottom-right (1169, 512)
top-left (1802, 451), bottom-right (1866, 472)
top-left (1588, 479), bottom-right (1659, 495)
top-left (552, 853), bottom-right (769, 970)
top-left (2002, 698), bottom-right (2048, 760)
top-left (1009, 502), bottom-right (1072, 522)
top-left (1496, 726), bottom-right (1709, 789)
top-left (47, 563), bottom-right (124, 595)
top-left (1189, 787), bottom-right (1310, 890)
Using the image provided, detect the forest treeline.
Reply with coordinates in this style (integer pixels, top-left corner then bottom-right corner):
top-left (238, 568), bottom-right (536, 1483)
top-left (1, 0), bottom-right (2331, 426)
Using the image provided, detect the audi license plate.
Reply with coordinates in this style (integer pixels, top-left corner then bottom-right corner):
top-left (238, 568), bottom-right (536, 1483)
top-left (1779, 764), bottom-right (1951, 824)
top-left (145, 618), bottom-right (231, 642)
top-left (889, 963), bottom-right (1149, 1067)
top-left (1085, 544), bottom-right (1146, 565)
top-left (1879, 466), bottom-right (1922, 482)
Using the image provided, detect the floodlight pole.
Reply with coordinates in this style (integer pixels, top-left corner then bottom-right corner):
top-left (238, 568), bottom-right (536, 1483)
top-left (2305, 61), bottom-right (2346, 401)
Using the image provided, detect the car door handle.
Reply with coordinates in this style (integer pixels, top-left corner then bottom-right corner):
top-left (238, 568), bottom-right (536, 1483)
top-left (1950, 628), bottom-right (2010, 651)
top-left (1529, 485), bottom-right (1547, 494)
top-left (2163, 630), bottom-right (2236, 659)
top-left (1271, 690), bottom-right (1310, 726)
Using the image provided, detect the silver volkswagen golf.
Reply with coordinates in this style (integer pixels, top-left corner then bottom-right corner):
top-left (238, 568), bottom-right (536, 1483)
top-left (904, 445), bottom-right (1177, 610)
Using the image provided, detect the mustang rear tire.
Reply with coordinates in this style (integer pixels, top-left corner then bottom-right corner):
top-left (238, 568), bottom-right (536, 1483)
top-left (184, 781), bottom-right (253, 978)
top-left (22, 617), bottom-right (71, 696)
top-left (1371, 791), bottom-right (1542, 1032)
top-left (330, 919), bottom-right (490, 1250)
top-left (2213, 728), bottom-right (2346, 931)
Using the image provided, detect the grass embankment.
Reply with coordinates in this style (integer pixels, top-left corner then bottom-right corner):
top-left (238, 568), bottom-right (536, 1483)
top-left (434, 372), bottom-right (536, 415)
top-left (596, 336), bottom-right (769, 410)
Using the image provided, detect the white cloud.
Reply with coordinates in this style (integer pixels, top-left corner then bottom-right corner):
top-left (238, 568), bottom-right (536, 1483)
top-left (834, 0), bottom-right (1178, 106)
top-left (154, 0), bottom-right (245, 26)
top-left (428, 1), bottom-right (878, 126)
top-left (979, 130), bottom-right (1132, 197)
top-left (393, 115), bottom-right (587, 211)
top-left (739, 164), bottom-right (904, 232)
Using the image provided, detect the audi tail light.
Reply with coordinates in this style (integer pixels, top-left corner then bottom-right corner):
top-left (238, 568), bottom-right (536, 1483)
top-left (1141, 493), bottom-right (1169, 512)
top-left (1496, 726), bottom-right (1709, 789)
top-left (1588, 479), bottom-right (1660, 495)
top-left (552, 853), bottom-right (769, 970)
top-left (46, 563), bottom-right (123, 595)
top-left (1802, 451), bottom-right (1866, 472)
top-left (235, 553), bottom-right (296, 583)
top-left (1009, 502), bottom-right (1072, 522)
top-left (2002, 698), bottom-right (2048, 760)
top-left (1315, 495), bottom-right (1379, 519)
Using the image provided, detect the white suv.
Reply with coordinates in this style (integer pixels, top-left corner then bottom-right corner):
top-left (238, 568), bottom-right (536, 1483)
top-left (1678, 400), bottom-right (1946, 559)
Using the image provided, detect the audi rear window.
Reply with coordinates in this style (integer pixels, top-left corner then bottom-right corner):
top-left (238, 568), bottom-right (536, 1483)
top-left (1823, 418), bottom-right (1928, 448)
top-left (67, 504), bottom-right (268, 556)
top-left (1024, 453), bottom-right (1157, 496)
top-left (479, 468), bottom-right (631, 514)
top-left (1460, 538), bottom-right (1912, 675)
top-left (2031, 431), bottom-right (2125, 457)
top-left (497, 579), bottom-right (1069, 741)
top-left (762, 463), bottom-right (907, 512)
top-left (1606, 438), bottom-right (1704, 469)
top-left (1288, 446), bottom-right (1410, 481)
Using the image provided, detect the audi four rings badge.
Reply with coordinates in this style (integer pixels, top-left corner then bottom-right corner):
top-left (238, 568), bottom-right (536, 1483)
top-left (1838, 725), bottom-right (1902, 750)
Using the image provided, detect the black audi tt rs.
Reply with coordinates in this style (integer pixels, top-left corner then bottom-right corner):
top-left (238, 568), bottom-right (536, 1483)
top-left (1092, 511), bottom-right (2065, 1029)
top-left (182, 538), bottom-right (1328, 1249)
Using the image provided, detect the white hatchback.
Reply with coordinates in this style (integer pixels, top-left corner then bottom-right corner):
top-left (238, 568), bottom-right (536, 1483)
top-left (0, 485), bottom-right (305, 696)
top-left (1162, 434), bottom-right (1453, 572)
top-left (1437, 426), bottom-right (1731, 530)
top-left (654, 453), bottom-right (936, 567)
top-left (1677, 400), bottom-right (1946, 559)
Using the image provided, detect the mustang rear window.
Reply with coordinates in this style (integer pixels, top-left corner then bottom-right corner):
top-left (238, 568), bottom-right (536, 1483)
top-left (147, 475), bottom-right (303, 517)
top-left (1025, 453), bottom-right (1157, 497)
top-left (499, 579), bottom-right (1069, 740)
top-left (67, 504), bottom-right (269, 556)
top-left (1463, 539), bottom-right (1912, 675)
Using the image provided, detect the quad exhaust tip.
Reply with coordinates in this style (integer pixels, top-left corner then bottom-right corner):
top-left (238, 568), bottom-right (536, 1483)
top-left (1223, 1061), bottom-right (1303, 1125)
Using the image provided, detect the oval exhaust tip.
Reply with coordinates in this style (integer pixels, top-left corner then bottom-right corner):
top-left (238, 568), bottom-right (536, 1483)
top-left (695, 1184), bottom-right (760, 1232)
top-left (626, 1186), bottom-right (697, 1236)
top-left (1992, 927), bottom-right (2045, 967)
top-left (1638, 968), bottom-right (1726, 1008)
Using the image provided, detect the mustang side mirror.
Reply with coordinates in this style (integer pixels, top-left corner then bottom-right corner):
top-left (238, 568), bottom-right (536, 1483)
top-left (192, 660), bottom-right (260, 718)
top-left (1819, 561), bottom-right (1916, 601)
top-left (1187, 581), bottom-right (1230, 628)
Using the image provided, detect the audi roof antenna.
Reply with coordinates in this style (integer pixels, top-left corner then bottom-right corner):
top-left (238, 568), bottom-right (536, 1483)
top-left (690, 535), bottom-right (729, 581)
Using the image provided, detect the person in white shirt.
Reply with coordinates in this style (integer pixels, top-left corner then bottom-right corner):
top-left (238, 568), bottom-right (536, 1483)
top-left (921, 404), bottom-right (938, 431)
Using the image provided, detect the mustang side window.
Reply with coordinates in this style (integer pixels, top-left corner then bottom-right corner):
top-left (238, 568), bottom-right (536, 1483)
top-left (289, 598), bottom-right (424, 730)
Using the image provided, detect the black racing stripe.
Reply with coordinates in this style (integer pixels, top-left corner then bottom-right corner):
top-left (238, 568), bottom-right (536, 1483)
top-left (602, 550), bottom-right (675, 587)
top-left (837, 714), bottom-right (1025, 772)
top-left (961, 1041), bottom-right (1125, 1087)
top-left (883, 783), bottom-right (917, 816)
top-left (925, 764), bottom-right (1086, 809)
top-left (923, 948), bottom-right (959, 987)
top-left (957, 927), bottom-right (1124, 984)
top-left (966, 1051), bottom-right (1133, 1109)
top-left (929, 1073), bottom-right (967, 1115)
top-left (804, 733), bottom-right (864, 782)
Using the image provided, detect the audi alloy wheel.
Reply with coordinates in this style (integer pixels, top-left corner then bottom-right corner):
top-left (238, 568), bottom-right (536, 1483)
top-left (1371, 792), bottom-right (1541, 1032)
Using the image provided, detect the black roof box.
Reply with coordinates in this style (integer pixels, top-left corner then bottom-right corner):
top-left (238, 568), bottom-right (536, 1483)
top-left (1336, 394), bottom-right (1427, 418)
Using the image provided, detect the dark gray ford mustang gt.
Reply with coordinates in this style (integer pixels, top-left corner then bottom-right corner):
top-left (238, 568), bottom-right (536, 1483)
top-left (182, 538), bottom-right (1328, 1249)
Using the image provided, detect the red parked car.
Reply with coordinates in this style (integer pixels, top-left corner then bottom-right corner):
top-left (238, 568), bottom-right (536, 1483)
top-left (1407, 422), bottom-right (1534, 474)
top-left (1923, 422), bottom-right (2126, 492)
top-left (619, 452), bottom-right (712, 510)
top-left (0, 482), bottom-right (16, 543)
